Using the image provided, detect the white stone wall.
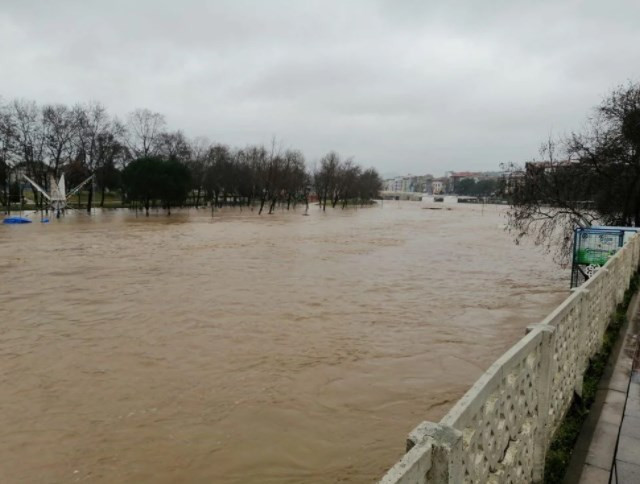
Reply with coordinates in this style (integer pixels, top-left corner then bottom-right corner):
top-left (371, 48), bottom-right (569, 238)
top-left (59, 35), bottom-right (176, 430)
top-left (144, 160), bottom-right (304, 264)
top-left (379, 234), bottom-right (640, 484)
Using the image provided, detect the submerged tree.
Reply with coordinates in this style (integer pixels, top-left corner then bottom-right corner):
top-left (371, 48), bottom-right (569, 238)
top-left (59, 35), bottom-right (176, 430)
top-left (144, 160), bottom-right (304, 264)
top-left (74, 102), bottom-right (114, 213)
top-left (122, 156), bottom-right (190, 215)
top-left (0, 95), bottom-right (383, 216)
top-left (160, 158), bottom-right (191, 214)
top-left (10, 100), bottom-right (48, 209)
top-left (505, 81), bottom-right (640, 262)
top-left (313, 152), bottom-right (382, 210)
top-left (42, 103), bottom-right (76, 179)
top-left (0, 102), bottom-right (16, 211)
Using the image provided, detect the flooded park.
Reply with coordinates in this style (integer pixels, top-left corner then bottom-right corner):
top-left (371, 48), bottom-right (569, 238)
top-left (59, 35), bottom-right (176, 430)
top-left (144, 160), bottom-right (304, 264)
top-left (0, 202), bottom-right (568, 483)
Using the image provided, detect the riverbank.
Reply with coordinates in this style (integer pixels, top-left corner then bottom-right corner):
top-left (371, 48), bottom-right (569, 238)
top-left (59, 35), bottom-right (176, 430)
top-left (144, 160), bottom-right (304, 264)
top-left (1, 199), bottom-right (379, 214)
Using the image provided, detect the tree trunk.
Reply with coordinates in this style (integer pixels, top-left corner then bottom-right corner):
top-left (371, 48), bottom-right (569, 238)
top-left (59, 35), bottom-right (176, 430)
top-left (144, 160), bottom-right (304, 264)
top-left (259, 195), bottom-right (267, 215)
top-left (86, 183), bottom-right (93, 214)
top-left (100, 183), bottom-right (106, 207)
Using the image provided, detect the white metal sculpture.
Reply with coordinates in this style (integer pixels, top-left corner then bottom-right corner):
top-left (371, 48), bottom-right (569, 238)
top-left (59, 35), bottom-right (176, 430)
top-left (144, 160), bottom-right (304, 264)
top-left (23, 173), bottom-right (93, 217)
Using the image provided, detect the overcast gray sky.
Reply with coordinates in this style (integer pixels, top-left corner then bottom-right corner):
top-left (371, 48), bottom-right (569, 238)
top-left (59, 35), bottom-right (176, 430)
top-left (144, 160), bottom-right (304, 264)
top-left (1, 0), bottom-right (639, 176)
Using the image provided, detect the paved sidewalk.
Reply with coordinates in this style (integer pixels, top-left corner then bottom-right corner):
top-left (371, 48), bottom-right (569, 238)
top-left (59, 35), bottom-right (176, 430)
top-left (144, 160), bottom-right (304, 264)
top-left (611, 370), bottom-right (640, 482)
top-left (565, 292), bottom-right (640, 483)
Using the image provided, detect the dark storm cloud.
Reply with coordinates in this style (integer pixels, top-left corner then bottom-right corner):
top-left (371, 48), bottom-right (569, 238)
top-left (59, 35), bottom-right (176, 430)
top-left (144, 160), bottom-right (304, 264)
top-left (1, 0), bottom-right (639, 175)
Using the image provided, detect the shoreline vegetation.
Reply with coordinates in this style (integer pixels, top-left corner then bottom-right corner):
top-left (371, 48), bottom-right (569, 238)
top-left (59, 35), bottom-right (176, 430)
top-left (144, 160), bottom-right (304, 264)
top-left (1, 198), bottom-right (381, 214)
top-left (0, 99), bottom-right (383, 217)
top-left (2, 196), bottom-right (510, 216)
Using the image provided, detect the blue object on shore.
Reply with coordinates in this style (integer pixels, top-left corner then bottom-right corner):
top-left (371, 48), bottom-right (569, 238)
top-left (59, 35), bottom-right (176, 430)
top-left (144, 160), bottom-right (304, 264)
top-left (2, 216), bottom-right (32, 224)
top-left (40, 218), bottom-right (50, 223)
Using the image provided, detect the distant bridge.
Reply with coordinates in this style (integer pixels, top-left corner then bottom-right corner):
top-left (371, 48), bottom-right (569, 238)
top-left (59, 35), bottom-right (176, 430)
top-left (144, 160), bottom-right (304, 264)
top-left (380, 191), bottom-right (428, 201)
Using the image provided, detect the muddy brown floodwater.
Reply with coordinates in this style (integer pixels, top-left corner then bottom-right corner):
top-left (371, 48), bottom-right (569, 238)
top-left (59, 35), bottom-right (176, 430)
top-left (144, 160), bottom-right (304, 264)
top-left (0, 201), bottom-right (568, 483)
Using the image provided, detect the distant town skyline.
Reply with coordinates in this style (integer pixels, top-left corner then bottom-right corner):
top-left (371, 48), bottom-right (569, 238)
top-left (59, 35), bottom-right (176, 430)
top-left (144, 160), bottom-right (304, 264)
top-left (382, 169), bottom-right (505, 194)
top-left (2, 0), bottom-right (640, 174)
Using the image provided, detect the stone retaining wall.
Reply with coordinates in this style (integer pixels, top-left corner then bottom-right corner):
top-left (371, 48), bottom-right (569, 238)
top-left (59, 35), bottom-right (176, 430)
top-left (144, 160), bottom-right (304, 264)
top-left (380, 234), bottom-right (640, 484)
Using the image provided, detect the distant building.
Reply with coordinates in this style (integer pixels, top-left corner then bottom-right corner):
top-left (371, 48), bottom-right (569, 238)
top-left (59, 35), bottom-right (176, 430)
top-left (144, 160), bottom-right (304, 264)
top-left (413, 174), bottom-right (433, 193)
top-left (525, 160), bottom-right (574, 175)
top-left (502, 170), bottom-right (524, 194)
top-left (432, 178), bottom-right (446, 194)
top-left (445, 170), bottom-right (506, 194)
top-left (382, 174), bottom-right (435, 193)
top-left (449, 171), bottom-right (481, 183)
top-left (392, 177), bottom-right (405, 191)
top-left (385, 170), bottom-right (509, 196)
top-left (446, 172), bottom-right (477, 194)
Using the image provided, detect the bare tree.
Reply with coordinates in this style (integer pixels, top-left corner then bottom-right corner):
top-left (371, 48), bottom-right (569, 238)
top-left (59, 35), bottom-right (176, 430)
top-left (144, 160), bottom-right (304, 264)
top-left (126, 108), bottom-right (166, 158)
top-left (186, 136), bottom-right (211, 207)
top-left (314, 151), bottom-right (340, 211)
top-left (203, 143), bottom-right (234, 209)
top-left (282, 149), bottom-right (307, 210)
top-left (505, 136), bottom-right (602, 263)
top-left (74, 102), bottom-right (112, 213)
top-left (1, 95), bottom-right (385, 218)
top-left (10, 99), bottom-right (47, 209)
top-left (95, 120), bottom-right (127, 207)
top-left (0, 101), bottom-right (17, 212)
top-left (506, 83), bottom-right (640, 263)
top-left (156, 130), bottom-right (191, 161)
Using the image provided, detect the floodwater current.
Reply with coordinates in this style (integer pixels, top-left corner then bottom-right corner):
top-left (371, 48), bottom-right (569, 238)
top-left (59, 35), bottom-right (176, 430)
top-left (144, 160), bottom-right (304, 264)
top-left (0, 201), bottom-right (568, 483)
